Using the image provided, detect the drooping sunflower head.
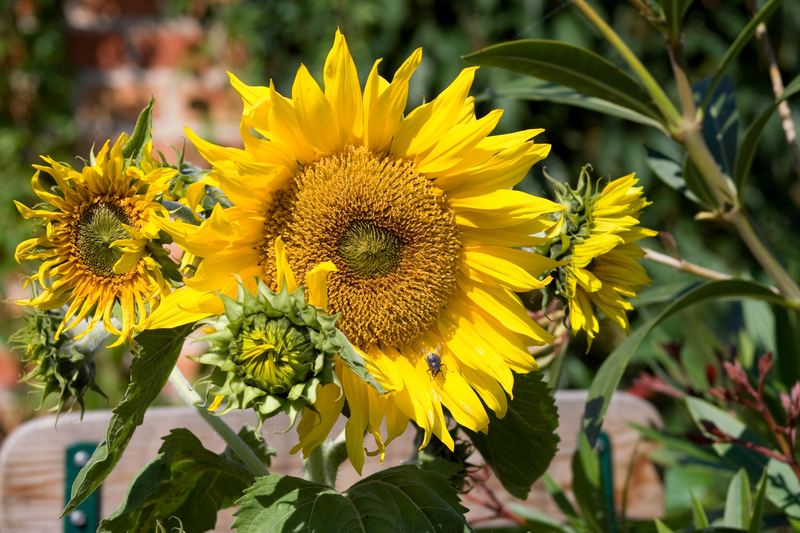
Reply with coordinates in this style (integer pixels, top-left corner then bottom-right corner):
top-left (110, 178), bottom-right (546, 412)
top-left (549, 169), bottom-right (657, 344)
top-left (10, 307), bottom-right (109, 416)
top-left (14, 134), bottom-right (177, 345)
top-left (198, 238), bottom-right (341, 426)
top-left (149, 30), bottom-right (565, 470)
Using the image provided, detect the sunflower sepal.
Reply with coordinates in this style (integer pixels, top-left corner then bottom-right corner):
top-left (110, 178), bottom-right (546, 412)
top-left (121, 97), bottom-right (155, 162)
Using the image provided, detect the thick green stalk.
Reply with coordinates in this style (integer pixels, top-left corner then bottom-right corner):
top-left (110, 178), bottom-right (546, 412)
top-left (572, 0), bottom-right (682, 129)
top-left (168, 367), bottom-right (269, 477)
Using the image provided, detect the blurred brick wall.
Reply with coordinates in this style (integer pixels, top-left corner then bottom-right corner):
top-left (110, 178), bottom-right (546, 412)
top-left (64, 0), bottom-right (244, 162)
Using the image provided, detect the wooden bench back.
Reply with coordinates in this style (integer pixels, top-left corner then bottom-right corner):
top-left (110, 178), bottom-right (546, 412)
top-left (0, 391), bottom-right (663, 531)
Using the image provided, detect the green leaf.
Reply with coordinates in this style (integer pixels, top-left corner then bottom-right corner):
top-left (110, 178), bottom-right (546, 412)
top-left (690, 490), bottom-right (710, 528)
top-left (693, 76), bottom-right (739, 177)
top-left (463, 40), bottom-right (660, 119)
top-left (462, 371), bottom-right (559, 499)
top-left (486, 81), bottom-right (667, 132)
top-left (571, 434), bottom-right (605, 533)
top-left (507, 503), bottom-right (571, 533)
top-left (63, 324), bottom-right (195, 515)
top-left (645, 147), bottom-right (703, 204)
top-left (582, 280), bottom-right (783, 446)
top-left (774, 306), bottom-right (800, 387)
top-left (659, 0), bottom-right (695, 39)
top-left (701, 0), bottom-right (784, 111)
top-left (334, 330), bottom-right (388, 394)
top-left (99, 428), bottom-right (256, 533)
top-left (734, 74), bottom-right (800, 193)
top-left (233, 465), bottom-right (469, 533)
top-left (654, 518), bottom-right (676, 533)
top-left (749, 473), bottom-right (768, 532)
top-left (723, 469), bottom-right (752, 528)
top-left (122, 97), bottom-right (155, 161)
top-left (684, 158), bottom-right (719, 208)
top-left (685, 397), bottom-right (800, 519)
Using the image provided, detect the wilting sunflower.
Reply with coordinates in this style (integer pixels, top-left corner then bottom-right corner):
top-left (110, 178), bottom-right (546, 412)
top-left (148, 30), bottom-right (563, 471)
top-left (15, 134), bottom-right (176, 345)
top-left (554, 171), bottom-right (656, 344)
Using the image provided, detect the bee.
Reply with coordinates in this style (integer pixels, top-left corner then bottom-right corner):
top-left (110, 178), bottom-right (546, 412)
top-left (425, 350), bottom-right (447, 379)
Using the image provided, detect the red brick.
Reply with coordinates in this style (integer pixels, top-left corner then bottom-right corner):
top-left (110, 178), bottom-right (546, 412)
top-left (66, 28), bottom-right (127, 69)
top-left (129, 22), bottom-right (204, 69)
top-left (65, 0), bottom-right (159, 22)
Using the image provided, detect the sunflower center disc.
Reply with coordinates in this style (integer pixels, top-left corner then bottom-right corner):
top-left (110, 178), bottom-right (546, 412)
top-left (262, 145), bottom-right (461, 348)
top-left (337, 220), bottom-right (403, 278)
top-left (75, 202), bottom-right (130, 276)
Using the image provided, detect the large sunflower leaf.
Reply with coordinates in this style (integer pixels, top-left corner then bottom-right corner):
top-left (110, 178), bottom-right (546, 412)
top-left (582, 280), bottom-right (784, 447)
top-left (99, 428), bottom-right (259, 533)
top-left (462, 371), bottom-right (559, 499)
top-left (233, 465), bottom-right (469, 533)
top-left (464, 40), bottom-right (660, 120)
top-left (63, 324), bottom-right (195, 515)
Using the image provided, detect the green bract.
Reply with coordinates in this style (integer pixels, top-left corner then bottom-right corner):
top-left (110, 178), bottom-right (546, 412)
top-left (10, 308), bottom-right (107, 416)
top-left (197, 280), bottom-right (342, 427)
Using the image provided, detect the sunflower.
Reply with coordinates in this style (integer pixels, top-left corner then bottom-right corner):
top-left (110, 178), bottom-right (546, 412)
top-left (15, 134), bottom-right (176, 345)
top-left (147, 30), bottom-right (563, 471)
top-left (556, 172), bottom-right (657, 344)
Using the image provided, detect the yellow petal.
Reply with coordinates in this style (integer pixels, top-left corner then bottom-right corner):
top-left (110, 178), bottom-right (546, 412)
top-left (450, 190), bottom-right (563, 229)
top-left (293, 382), bottom-right (344, 457)
top-left (463, 246), bottom-right (560, 291)
top-left (363, 48), bottom-right (422, 151)
top-left (292, 64), bottom-right (340, 154)
top-left (304, 261), bottom-right (337, 309)
top-left (145, 287), bottom-right (219, 330)
top-left (273, 236), bottom-right (297, 293)
top-left (324, 29), bottom-right (363, 142)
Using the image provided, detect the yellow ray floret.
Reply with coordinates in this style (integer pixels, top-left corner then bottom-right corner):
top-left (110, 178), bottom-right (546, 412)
top-left (148, 30), bottom-right (562, 471)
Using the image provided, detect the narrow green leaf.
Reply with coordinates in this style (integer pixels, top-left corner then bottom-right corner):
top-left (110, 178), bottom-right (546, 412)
top-left (690, 490), bottom-right (710, 528)
top-left (464, 40), bottom-right (660, 119)
top-left (122, 97), bottom-right (155, 160)
top-left (63, 324), bottom-right (195, 515)
top-left (233, 465), bottom-right (469, 533)
top-left (645, 147), bottom-right (702, 204)
top-left (774, 306), bottom-right (800, 387)
top-left (685, 397), bottom-right (800, 519)
top-left (507, 503), bottom-right (571, 533)
top-left (659, 0), bottom-right (695, 39)
top-left (723, 469), bottom-right (752, 528)
top-left (487, 81), bottom-right (667, 132)
top-left (684, 158), bottom-right (719, 208)
top-left (654, 518), bottom-right (676, 533)
top-left (99, 428), bottom-right (256, 533)
top-left (749, 473), bottom-right (768, 532)
top-left (462, 371), bottom-right (559, 499)
top-left (701, 0), bottom-right (783, 111)
top-left (571, 434), bottom-right (605, 533)
top-left (542, 474), bottom-right (580, 519)
top-left (582, 280), bottom-right (783, 446)
top-left (734, 74), bottom-right (800, 192)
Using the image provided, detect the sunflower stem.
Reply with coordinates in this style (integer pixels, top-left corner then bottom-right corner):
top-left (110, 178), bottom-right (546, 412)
top-left (167, 367), bottom-right (269, 477)
top-left (303, 429), bottom-right (348, 487)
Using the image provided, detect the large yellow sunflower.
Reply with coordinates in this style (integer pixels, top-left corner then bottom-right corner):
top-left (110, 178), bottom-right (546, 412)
top-left (559, 173), bottom-right (657, 344)
top-left (147, 30), bottom-right (563, 471)
top-left (15, 134), bottom-right (176, 345)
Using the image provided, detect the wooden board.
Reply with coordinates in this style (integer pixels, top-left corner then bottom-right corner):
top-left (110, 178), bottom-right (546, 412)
top-left (0, 391), bottom-right (663, 531)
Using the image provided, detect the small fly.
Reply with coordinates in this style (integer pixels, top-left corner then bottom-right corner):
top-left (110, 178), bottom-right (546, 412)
top-left (425, 350), bottom-right (447, 379)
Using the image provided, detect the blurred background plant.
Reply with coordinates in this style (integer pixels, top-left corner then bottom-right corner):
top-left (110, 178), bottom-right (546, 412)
top-left (1, 0), bottom-right (799, 530)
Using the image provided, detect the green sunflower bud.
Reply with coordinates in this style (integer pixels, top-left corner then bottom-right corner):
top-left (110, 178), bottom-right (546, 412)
top-left (10, 308), bottom-right (107, 416)
top-left (197, 279), bottom-right (342, 427)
